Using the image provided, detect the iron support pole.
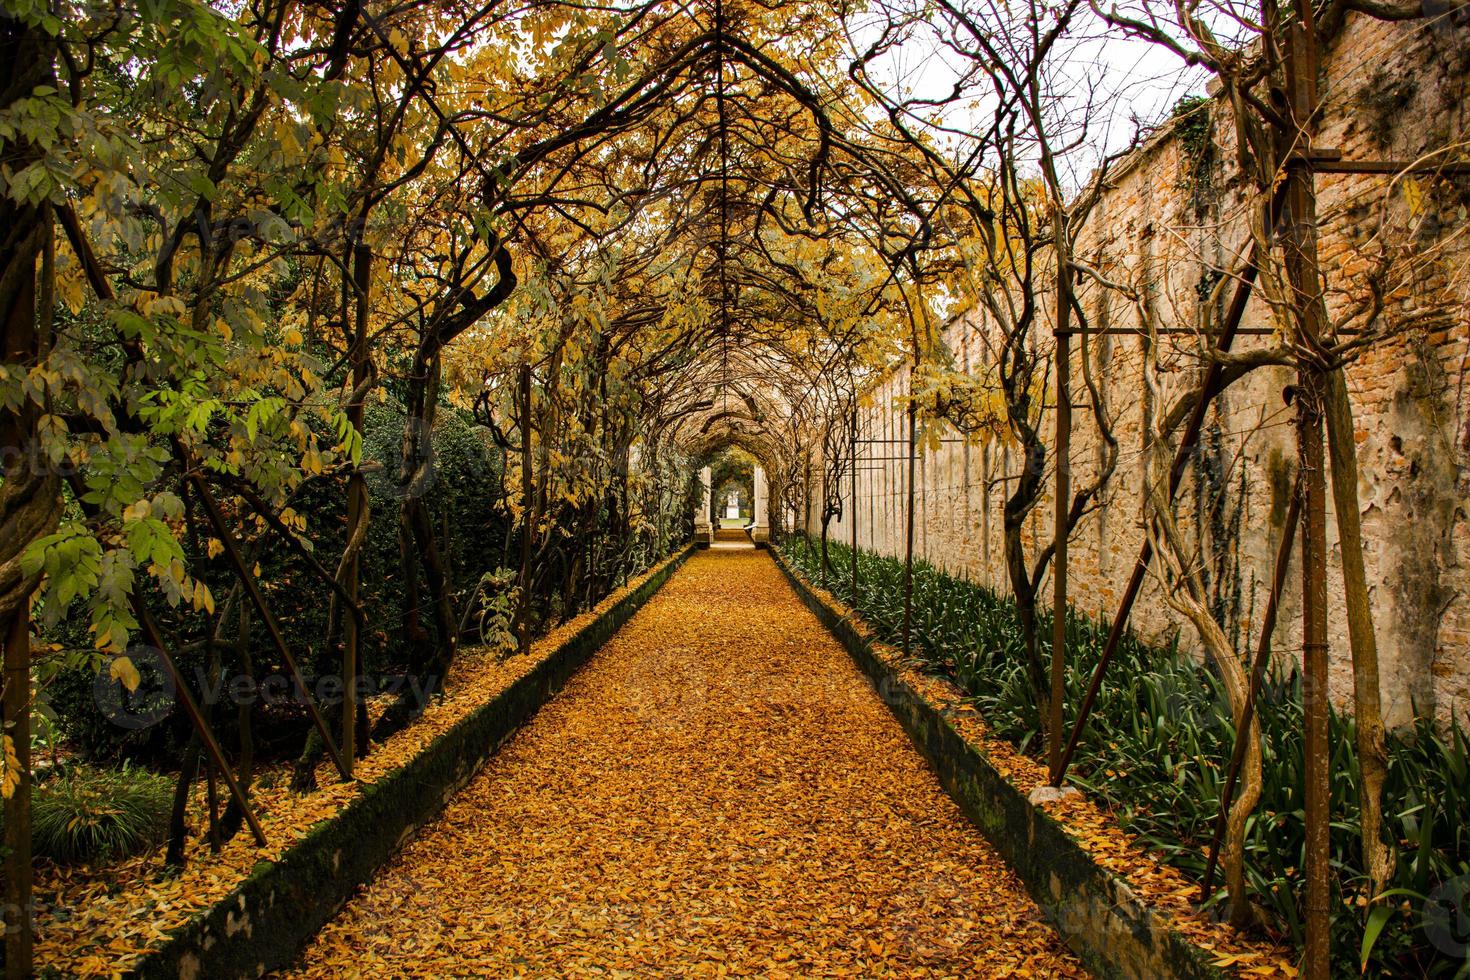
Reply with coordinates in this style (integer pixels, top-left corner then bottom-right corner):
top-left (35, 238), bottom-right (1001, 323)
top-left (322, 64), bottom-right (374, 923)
top-left (342, 241), bottom-right (371, 775)
top-left (1051, 182), bottom-right (1288, 787)
top-left (1199, 476), bottom-right (1303, 902)
top-left (850, 406), bottom-right (858, 597)
top-left (902, 395), bottom-right (917, 656)
top-left (1283, 1), bottom-right (1332, 970)
top-left (517, 363), bottom-right (534, 653)
top-left (1297, 345), bottom-right (1331, 978)
top-left (1049, 257), bottom-right (1074, 776)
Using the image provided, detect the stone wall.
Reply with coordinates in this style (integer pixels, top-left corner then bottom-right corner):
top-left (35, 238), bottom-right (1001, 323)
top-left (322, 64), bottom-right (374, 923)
top-left (810, 13), bottom-right (1470, 727)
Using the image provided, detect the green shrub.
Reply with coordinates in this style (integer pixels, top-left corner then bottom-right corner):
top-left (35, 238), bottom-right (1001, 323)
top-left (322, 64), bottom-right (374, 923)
top-left (782, 535), bottom-right (1470, 978)
top-left (44, 645), bottom-right (205, 764)
top-left (359, 399), bottom-right (509, 667)
top-left (42, 399), bottom-right (511, 762)
top-left (31, 764), bottom-right (172, 865)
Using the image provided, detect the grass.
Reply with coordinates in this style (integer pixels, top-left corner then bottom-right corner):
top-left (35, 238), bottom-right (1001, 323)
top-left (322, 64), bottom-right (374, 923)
top-left (781, 535), bottom-right (1470, 978)
top-left (30, 763), bottom-right (173, 865)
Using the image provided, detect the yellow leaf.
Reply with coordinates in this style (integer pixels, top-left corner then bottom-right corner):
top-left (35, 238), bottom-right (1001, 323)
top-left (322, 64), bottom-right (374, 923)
top-left (1403, 176), bottom-right (1424, 218)
top-left (0, 735), bottom-right (20, 799)
top-left (110, 655), bottom-right (142, 692)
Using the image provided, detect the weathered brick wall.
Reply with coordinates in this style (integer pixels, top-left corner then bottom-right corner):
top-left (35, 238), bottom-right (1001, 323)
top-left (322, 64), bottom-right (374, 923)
top-left (811, 13), bottom-right (1470, 727)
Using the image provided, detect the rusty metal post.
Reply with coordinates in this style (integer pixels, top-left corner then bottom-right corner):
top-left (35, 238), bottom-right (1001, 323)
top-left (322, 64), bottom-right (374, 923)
top-left (1049, 260), bottom-right (1074, 776)
top-left (850, 405), bottom-right (858, 598)
top-left (1200, 476), bottom-right (1303, 902)
top-left (1297, 349), bottom-right (1331, 979)
top-left (1051, 182), bottom-right (1289, 787)
top-left (342, 241), bottom-right (371, 775)
top-left (1281, 0), bottom-right (1332, 969)
top-left (902, 394), bottom-right (917, 656)
top-left (516, 363), bottom-right (534, 653)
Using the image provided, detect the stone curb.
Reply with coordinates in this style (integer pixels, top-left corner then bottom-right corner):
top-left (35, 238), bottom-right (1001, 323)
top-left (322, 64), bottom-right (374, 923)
top-left (124, 545), bottom-right (695, 980)
top-left (770, 548), bottom-right (1229, 980)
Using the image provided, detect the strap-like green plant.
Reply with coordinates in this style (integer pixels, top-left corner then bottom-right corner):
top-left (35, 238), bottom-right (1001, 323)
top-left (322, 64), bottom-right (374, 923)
top-left (782, 535), bottom-right (1470, 977)
top-left (29, 764), bottom-right (172, 866)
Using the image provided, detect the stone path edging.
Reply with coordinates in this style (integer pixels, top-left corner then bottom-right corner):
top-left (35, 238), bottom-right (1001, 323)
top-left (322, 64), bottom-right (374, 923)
top-left (770, 547), bottom-right (1230, 980)
top-left (126, 545), bottom-right (694, 980)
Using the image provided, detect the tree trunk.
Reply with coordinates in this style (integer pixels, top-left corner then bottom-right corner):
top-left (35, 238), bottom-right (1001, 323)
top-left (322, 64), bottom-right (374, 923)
top-left (397, 508), bottom-right (426, 651)
top-left (1323, 368), bottom-right (1392, 897)
top-left (1, 25), bottom-right (60, 962)
top-left (219, 604), bottom-right (255, 841)
top-left (166, 739), bottom-right (203, 867)
top-left (1004, 511), bottom-right (1046, 727)
top-left (1002, 405), bottom-right (1049, 726)
top-left (407, 494), bottom-right (456, 686)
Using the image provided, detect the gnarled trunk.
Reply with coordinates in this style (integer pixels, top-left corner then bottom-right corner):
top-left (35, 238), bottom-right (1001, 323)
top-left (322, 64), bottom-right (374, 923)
top-left (1323, 368), bottom-right (1392, 897)
top-left (1, 27), bottom-right (61, 970)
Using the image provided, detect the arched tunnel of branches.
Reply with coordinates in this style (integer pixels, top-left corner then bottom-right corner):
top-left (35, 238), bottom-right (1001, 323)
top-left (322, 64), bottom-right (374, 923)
top-left (1, 0), bottom-right (1468, 974)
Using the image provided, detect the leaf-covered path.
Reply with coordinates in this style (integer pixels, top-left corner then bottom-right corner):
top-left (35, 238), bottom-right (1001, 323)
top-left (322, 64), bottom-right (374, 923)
top-left (283, 549), bottom-right (1086, 978)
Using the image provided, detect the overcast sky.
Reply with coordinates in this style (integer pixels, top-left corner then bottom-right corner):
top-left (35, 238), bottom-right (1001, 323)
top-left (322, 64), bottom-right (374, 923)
top-left (840, 2), bottom-right (1211, 182)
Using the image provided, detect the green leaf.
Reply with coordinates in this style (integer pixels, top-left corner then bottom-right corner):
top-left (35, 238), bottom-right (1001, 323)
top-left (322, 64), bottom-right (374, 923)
top-left (1360, 905), bottom-right (1397, 973)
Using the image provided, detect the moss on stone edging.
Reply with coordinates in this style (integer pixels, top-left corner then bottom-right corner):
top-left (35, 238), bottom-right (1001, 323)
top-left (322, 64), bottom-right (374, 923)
top-left (770, 548), bottom-right (1229, 980)
top-left (122, 545), bottom-right (694, 980)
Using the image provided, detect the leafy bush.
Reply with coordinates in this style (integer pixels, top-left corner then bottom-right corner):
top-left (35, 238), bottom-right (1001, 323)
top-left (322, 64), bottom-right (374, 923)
top-left (782, 535), bottom-right (1470, 978)
top-left (45, 644), bottom-right (207, 764)
top-left (468, 567), bottom-right (519, 654)
top-left (43, 399), bottom-right (510, 762)
top-left (30, 764), bottom-right (172, 865)
top-left (358, 399), bottom-right (508, 668)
